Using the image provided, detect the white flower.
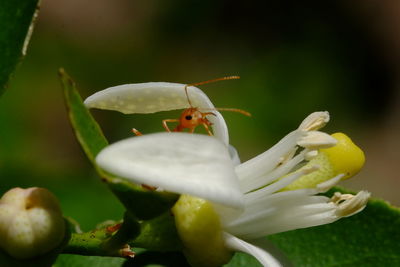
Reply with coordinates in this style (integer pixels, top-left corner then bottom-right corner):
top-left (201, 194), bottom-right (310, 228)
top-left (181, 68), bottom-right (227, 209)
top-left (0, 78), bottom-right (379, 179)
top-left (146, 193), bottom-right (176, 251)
top-left (95, 116), bottom-right (369, 267)
top-left (84, 82), bottom-right (230, 145)
top-left (86, 83), bottom-right (370, 266)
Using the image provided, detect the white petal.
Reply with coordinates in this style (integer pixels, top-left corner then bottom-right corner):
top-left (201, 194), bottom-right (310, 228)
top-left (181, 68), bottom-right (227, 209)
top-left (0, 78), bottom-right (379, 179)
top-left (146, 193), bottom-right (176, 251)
top-left (228, 145), bottom-right (241, 166)
top-left (243, 209), bottom-right (338, 238)
top-left (209, 111), bottom-right (229, 145)
top-left (84, 82), bottom-right (229, 144)
top-left (240, 149), bottom-right (306, 193)
top-left (243, 190), bottom-right (327, 216)
top-left (85, 82), bottom-right (210, 113)
top-left (235, 130), bottom-right (305, 184)
top-left (95, 132), bottom-right (243, 208)
top-left (226, 188), bottom-right (370, 239)
top-left (223, 232), bottom-right (282, 267)
top-left (225, 189), bottom-right (329, 231)
top-left (229, 202), bottom-right (337, 238)
top-left (243, 165), bottom-right (318, 201)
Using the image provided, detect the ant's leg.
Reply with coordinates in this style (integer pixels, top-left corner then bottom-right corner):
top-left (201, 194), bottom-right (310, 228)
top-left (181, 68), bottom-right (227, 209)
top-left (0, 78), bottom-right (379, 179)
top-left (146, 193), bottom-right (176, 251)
top-left (202, 123), bottom-right (213, 136)
top-left (132, 128), bottom-right (143, 136)
top-left (162, 119), bottom-right (179, 132)
top-left (189, 127), bottom-right (196, 133)
top-left (202, 112), bottom-right (216, 117)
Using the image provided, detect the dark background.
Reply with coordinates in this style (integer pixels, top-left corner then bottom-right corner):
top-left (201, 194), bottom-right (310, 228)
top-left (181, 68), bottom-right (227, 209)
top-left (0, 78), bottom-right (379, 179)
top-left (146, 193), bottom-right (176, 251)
top-left (1, 0), bottom-right (399, 230)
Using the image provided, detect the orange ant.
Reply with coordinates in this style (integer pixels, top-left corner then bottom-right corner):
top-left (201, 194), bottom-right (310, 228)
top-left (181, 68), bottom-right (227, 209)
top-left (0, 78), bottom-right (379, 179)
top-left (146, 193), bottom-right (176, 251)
top-left (132, 76), bottom-right (251, 136)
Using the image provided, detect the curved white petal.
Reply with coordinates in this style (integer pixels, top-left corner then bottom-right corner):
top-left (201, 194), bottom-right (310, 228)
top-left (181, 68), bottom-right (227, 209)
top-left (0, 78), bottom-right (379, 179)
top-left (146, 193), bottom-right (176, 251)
top-left (235, 130), bottom-right (305, 184)
top-left (209, 111), bottom-right (229, 145)
top-left (225, 187), bottom-right (370, 239)
top-left (96, 132), bottom-right (243, 209)
top-left (228, 145), bottom-right (241, 166)
top-left (240, 149), bottom-right (307, 194)
top-left (223, 232), bottom-right (282, 267)
top-left (84, 82), bottom-right (229, 144)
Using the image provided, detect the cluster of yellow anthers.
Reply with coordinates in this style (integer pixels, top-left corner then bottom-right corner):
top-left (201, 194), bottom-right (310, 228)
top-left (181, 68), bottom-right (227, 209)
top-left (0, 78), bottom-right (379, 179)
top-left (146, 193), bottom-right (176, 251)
top-left (85, 81), bottom-right (370, 267)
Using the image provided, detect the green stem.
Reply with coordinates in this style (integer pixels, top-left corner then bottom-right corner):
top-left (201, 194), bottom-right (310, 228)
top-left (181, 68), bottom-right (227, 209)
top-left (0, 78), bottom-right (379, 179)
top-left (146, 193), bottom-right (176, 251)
top-left (103, 212), bottom-right (140, 254)
top-left (62, 213), bottom-right (140, 257)
top-left (63, 229), bottom-right (117, 257)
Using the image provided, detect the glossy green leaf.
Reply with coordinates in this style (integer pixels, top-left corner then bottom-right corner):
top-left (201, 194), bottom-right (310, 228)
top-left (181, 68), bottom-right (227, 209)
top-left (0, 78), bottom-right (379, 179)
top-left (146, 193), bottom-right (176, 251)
top-left (0, 249), bottom-right (56, 267)
top-left (0, 0), bottom-right (39, 95)
top-left (54, 255), bottom-right (126, 267)
top-left (224, 252), bottom-right (261, 267)
top-left (59, 68), bottom-right (109, 163)
top-left (59, 69), bottom-right (178, 220)
top-left (105, 178), bottom-right (178, 220)
top-left (123, 251), bottom-right (189, 267)
top-left (54, 252), bottom-right (190, 267)
top-left (131, 212), bottom-right (182, 252)
top-left (267, 189), bottom-right (400, 266)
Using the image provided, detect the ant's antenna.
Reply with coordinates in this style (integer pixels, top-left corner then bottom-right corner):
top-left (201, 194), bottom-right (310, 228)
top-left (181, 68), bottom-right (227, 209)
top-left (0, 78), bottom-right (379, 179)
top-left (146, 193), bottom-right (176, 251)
top-left (184, 76), bottom-right (240, 107)
top-left (215, 107), bottom-right (251, 117)
top-left (201, 107), bottom-right (252, 117)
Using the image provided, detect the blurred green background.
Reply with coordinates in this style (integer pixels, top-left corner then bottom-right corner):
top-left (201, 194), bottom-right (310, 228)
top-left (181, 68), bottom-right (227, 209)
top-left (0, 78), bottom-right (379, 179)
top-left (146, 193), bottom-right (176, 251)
top-left (1, 0), bottom-right (399, 230)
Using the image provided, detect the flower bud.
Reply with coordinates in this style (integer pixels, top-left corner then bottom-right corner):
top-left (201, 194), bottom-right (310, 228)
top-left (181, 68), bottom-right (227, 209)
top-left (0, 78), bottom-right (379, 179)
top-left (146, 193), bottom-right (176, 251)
top-left (0, 187), bottom-right (65, 259)
top-left (172, 195), bottom-right (232, 267)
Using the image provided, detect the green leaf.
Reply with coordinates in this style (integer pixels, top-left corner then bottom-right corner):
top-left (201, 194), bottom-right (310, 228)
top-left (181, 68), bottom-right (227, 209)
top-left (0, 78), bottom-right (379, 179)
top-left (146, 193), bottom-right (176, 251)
top-left (267, 190), bottom-right (400, 266)
top-left (123, 251), bottom-right (189, 267)
top-left (59, 68), bottom-right (109, 163)
top-left (54, 255), bottom-right (126, 267)
top-left (54, 252), bottom-right (189, 267)
top-left (0, 0), bottom-right (39, 95)
top-left (0, 249), bottom-right (55, 267)
top-left (106, 178), bottom-right (178, 220)
top-left (224, 252), bottom-right (261, 267)
top-left (59, 69), bottom-right (178, 220)
top-left (131, 212), bottom-right (182, 252)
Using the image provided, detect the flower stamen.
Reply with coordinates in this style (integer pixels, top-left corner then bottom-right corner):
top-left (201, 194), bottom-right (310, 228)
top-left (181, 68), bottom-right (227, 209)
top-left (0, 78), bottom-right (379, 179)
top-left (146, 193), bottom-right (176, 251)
top-left (332, 191), bottom-right (370, 217)
top-left (298, 111), bottom-right (330, 131)
top-left (297, 131), bottom-right (337, 149)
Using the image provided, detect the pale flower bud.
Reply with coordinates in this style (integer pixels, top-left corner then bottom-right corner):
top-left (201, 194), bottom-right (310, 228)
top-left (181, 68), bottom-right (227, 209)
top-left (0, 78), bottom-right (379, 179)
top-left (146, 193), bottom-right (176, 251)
top-left (0, 187), bottom-right (65, 259)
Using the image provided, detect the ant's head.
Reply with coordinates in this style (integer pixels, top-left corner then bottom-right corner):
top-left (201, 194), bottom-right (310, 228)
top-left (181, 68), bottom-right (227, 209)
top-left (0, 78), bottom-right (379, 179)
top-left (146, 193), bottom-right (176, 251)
top-left (179, 107), bottom-right (215, 128)
top-left (174, 76), bottom-right (250, 134)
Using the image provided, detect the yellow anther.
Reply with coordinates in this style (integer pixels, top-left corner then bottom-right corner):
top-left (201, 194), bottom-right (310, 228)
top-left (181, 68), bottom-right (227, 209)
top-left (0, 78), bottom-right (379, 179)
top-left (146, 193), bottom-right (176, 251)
top-left (172, 195), bottom-right (232, 267)
top-left (284, 132), bottom-right (365, 191)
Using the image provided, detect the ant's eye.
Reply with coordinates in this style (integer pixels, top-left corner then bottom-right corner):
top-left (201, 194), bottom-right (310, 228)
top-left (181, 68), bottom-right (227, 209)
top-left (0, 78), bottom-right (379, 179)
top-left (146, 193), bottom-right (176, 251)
top-left (185, 115), bottom-right (192, 120)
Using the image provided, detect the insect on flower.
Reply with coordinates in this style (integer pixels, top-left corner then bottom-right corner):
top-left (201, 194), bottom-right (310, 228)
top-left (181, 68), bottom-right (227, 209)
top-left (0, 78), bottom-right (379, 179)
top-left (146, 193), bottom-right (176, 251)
top-left (133, 76), bottom-right (251, 136)
top-left (84, 77), bottom-right (243, 145)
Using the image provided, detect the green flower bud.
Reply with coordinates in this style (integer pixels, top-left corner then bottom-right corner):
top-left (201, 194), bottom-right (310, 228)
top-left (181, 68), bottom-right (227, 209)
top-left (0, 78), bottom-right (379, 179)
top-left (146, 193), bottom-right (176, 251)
top-left (0, 187), bottom-right (65, 259)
